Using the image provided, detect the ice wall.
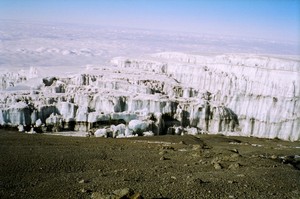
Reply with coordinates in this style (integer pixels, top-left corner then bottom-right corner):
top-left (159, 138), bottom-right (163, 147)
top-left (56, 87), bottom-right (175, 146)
top-left (0, 53), bottom-right (299, 141)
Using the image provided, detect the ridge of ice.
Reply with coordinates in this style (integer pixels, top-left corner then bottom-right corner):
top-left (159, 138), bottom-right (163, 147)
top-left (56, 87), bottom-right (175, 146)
top-left (0, 52), bottom-right (299, 141)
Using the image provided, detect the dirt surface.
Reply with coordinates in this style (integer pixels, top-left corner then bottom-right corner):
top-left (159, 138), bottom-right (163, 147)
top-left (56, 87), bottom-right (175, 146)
top-left (0, 130), bottom-right (299, 199)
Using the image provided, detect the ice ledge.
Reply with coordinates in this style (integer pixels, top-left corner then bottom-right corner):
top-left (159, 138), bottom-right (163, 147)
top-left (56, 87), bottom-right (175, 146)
top-left (0, 52), bottom-right (299, 141)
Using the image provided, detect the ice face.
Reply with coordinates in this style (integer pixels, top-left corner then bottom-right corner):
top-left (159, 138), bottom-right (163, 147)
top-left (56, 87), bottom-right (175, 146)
top-left (0, 52), bottom-right (299, 141)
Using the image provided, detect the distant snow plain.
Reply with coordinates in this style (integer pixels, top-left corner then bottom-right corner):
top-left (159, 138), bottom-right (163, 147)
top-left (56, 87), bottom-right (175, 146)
top-left (0, 19), bottom-right (299, 72)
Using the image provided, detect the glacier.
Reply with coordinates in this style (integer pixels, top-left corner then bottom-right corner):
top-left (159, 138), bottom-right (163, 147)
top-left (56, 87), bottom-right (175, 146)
top-left (0, 52), bottom-right (299, 141)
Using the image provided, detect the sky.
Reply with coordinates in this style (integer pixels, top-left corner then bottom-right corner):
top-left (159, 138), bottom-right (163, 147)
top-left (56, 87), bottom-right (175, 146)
top-left (0, 0), bottom-right (299, 43)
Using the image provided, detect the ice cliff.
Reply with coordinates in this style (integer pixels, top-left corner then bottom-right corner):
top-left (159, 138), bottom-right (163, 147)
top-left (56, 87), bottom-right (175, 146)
top-left (0, 52), bottom-right (299, 141)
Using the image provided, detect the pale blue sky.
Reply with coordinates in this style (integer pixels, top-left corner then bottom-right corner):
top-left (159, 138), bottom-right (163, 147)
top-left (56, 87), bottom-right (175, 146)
top-left (0, 0), bottom-right (299, 42)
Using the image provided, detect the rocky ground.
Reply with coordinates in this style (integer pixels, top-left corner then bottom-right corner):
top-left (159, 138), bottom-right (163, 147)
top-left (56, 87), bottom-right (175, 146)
top-left (0, 130), bottom-right (299, 199)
